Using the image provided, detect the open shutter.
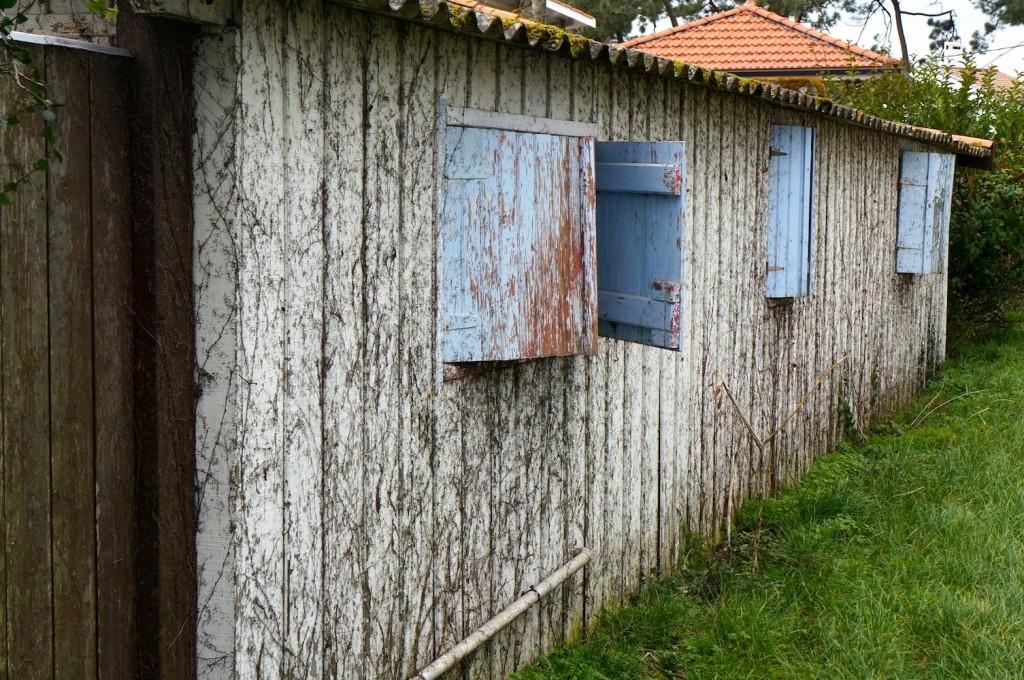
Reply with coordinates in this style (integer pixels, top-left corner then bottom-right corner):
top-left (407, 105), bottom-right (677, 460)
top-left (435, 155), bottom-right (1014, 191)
top-left (896, 151), bottom-right (955, 274)
top-left (595, 141), bottom-right (686, 349)
top-left (440, 125), bottom-right (597, 364)
top-left (766, 125), bottom-right (815, 298)
top-left (928, 153), bottom-right (955, 273)
top-left (896, 152), bottom-right (930, 273)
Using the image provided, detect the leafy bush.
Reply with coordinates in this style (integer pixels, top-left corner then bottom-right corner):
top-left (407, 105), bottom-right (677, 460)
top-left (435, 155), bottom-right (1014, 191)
top-left (827, 57), bottom-right (1024, 341)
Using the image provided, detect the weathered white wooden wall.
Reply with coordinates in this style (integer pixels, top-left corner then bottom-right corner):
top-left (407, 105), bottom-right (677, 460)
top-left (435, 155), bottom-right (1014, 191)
top-left (18, 0), bottom-right (117, 43)
top-left (193, 3), bottom-right (948, 678)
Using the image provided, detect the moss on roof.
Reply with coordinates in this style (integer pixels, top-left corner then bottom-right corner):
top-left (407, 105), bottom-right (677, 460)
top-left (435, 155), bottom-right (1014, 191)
top-left (343, 0), bottom-right (990, 158)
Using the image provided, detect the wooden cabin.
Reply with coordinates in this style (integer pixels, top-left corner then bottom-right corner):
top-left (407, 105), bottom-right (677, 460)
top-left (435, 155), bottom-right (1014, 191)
top-left (3, 1), bottom-right (989, 678)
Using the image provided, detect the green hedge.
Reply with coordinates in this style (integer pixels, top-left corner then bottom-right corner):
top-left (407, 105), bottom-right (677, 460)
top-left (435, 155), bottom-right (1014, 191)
top-left (827, 58), bottom-right (1024, 342)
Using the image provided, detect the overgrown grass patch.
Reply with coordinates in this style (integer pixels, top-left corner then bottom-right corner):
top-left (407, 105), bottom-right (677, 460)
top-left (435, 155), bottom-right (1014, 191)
top-left (513, 319), bottom-right (1024, 679)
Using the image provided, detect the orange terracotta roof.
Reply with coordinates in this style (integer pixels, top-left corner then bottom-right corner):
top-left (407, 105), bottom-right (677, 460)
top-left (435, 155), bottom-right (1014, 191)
top-left (621, 0), bottom-right (899, 74)
top-left (953, 67), bottom-right (1019, 91)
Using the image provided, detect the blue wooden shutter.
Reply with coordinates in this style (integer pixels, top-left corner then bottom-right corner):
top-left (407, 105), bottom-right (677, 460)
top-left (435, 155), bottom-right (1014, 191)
top-left (766, 125), bottom-right (815, 298)
top-left (440, 125), bottom-right (597, 364)
top-left (595, 141), bottom-right (686, 350)
top-left (896, 151), bottom-right (955, 274)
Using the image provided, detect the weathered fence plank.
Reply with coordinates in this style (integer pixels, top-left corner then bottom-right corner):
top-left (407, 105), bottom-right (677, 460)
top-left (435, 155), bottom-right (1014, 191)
top-left (281, 2), bottom-right (326, 676)
top-left (658, 79), bottom-right (682, 573)
top-left (1, 41), bottom-right (135, 680)
top-left (565, 58), bottom-right (593, 639)
top-left (234, 1), bottom-right (288, 675)
top-left (47, 46), bottom-right (97, 680)
top-left (362, 13), bottom-right (406, 679)
top-left (90, 51), bottom-right (136, 680)
top-left (430, 28), bottom-right (471, 673)
top-left (398, 21), bottom-right (439, 676)
top-left (194, 26), bottom-right (240, 679)
top-left (2, 45), bottom-right (52, 680)
top-left (321, 8), bottom-right (368, 678)
top-left (461, 35), bottom-right (500, 680)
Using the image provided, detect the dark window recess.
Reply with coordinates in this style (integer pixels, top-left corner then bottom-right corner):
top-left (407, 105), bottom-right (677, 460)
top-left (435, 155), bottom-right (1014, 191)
top-left (595, 141), bottom-right (686, 350)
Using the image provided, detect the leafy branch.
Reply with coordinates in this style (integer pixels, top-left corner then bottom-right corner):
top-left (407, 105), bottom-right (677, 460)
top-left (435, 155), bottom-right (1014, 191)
top-left (0, 0), bottom-right (116, 206)
top-left (0, 0), bottom-right (57, 205)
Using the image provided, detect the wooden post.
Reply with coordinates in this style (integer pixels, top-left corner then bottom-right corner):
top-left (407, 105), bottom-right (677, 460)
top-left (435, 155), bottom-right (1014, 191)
top-left (117, 4), bottom-right (198, 679)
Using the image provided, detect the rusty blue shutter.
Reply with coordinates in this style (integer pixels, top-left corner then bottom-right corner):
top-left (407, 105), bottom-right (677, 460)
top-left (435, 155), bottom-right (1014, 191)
top-left (766, 125), bottom-right (815, 298)
top-left (897, 151), bottom-right (954, 274)
top-left (440, 125), bottom-right (596, 364)
top-left (595, 141), bottom-right (685, 350)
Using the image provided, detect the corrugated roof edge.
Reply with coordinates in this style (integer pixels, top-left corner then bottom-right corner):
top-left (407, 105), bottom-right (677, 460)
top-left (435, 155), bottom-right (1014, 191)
top-left (334, 0), bottom-right (991, 158)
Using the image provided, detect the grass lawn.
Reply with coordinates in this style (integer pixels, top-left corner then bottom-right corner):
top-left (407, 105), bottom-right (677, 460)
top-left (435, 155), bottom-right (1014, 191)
top-left (513, 319), bottom-right (1024, 679)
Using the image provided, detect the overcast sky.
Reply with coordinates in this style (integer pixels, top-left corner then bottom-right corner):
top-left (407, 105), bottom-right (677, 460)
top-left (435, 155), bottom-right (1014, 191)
top-left (827, 0), bottom-right (1024, 75)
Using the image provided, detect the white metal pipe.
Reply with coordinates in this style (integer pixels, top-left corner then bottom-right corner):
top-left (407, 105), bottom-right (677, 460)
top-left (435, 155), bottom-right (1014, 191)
top-left (414, 548), bottom-right (592, 680)
top-left (10, 31), bottom-right (133, 58)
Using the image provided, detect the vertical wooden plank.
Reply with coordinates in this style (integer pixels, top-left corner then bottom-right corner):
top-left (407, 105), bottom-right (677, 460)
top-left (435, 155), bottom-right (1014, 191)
top-left (0, 74), bottom-right (4, 679)
top-left (234, 0), bottom-right (287, 675)
top-left (747, 100), bottom-right (773, 505)
top-left (47, 46), bottom-right (97, 680)
top-left (458, 34), bottom-right (498, 680)
top-left (490, 43), bottom-right (534, 678)
top-left (659, 79), bottom-right (682, 574)
top-left (194, 27), bottom-right (240, 680)
top-left (728, 96), bottom-right (750, 509)
top-left (397, 20), bottom-right (438, 676)
top-left (466, 38), bottom-right (498, 115)
top-left (117, 7), bottom-right (199, 677)
top-left (431, 28), bottom-right (470, 676)
top-left (700, 86), bottom-right (721, 536)
top-left (499, 365), bottom-right (543, 675)
top-left (1, 43), bottom-right (51, 680)
top-left (282, 1), bottom-right (325, 677)
top-left (638, 75), bottom-right (662, 582)
top-left (534, 49), bottom-right (571, 662)
top-left (818, 119), bottom-right (839, 455)
top-left (739, 97), bottom-right (759, 509)
top-left (818, 121), bottom-right (836, 454)
top-left (322, 6), bottom-right (368, 678)
top-left (715, 93), bottom-right (738, 532)
top-left (91, 51), bottom-right (136, 680)
top-left (745, 100), bottom-right (768, 504)
top-left (362, 13), bottom-right (405, 678)
top-left (678, 82), bottom-right (699, 537)
top-left (619, 71), bottom-right (645, 592)
top-left (569, 58), bottom-right (596, 639)
top-left (496, 44), bottom-right (524, 115)
top-left (603, 67), bottom-right (629, 603)
top-left (552, 53), bottom-right (587, 646)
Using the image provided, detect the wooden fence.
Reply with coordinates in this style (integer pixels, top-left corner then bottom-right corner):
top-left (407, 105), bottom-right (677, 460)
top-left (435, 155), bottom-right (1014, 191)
top-left (0, 42), bottom-right (135, 679)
